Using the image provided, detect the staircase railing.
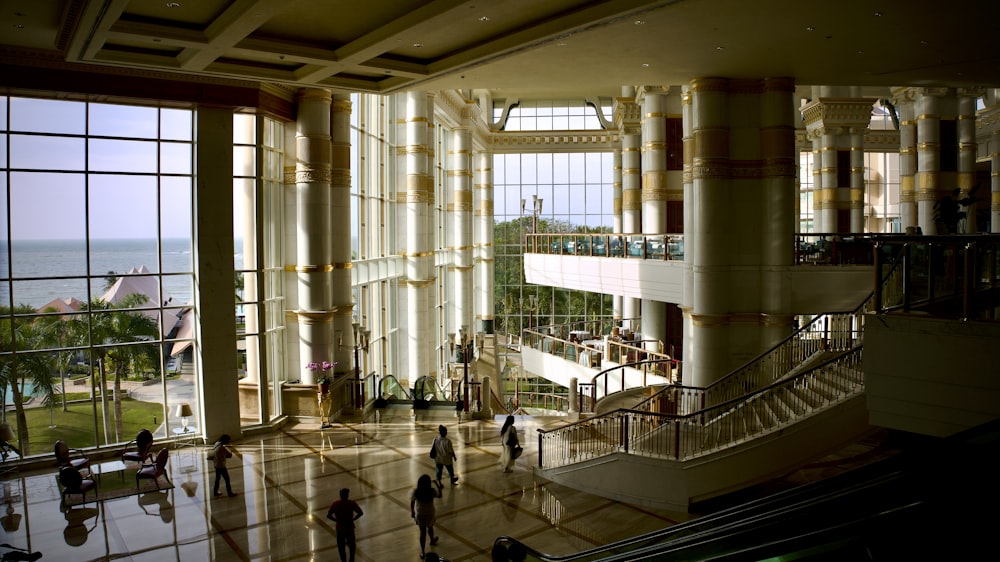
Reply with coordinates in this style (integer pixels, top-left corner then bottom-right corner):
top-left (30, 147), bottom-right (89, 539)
top-left (538, 348), bottom-right (863, 469)
top-left (630, 250), bottom-right (903, 415)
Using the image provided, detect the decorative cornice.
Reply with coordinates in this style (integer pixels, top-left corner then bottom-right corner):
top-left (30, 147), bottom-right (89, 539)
top-left (491, 131), bottom-right (617, 154)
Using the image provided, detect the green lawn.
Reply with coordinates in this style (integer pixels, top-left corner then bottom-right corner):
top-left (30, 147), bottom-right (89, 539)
top-left (9, 397), bottom-right (163, 456)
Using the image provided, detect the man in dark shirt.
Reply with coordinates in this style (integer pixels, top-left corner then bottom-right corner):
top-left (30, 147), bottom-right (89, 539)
top-left (327, 487), bottom-right (364, 562)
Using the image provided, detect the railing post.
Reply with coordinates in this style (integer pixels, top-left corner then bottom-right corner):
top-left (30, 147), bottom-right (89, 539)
top-left (873, 240), bottom-right (883, 312)
top-left (623, 415), bottom-right (629, 454)
top-left (963, 242), bottom-right (974, 320)
top-left (537, 430), bottom-right (542, 468)
top-left (673, 420), bottom-right (681, 460)
top-left (902, 242), bottom-right (911, 312)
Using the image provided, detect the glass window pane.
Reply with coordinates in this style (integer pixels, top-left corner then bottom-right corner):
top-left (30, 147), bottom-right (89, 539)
top-left (0, 134), bottom-right (7, 167)
top-left (10, 98), bottom-right (85, 134)
top-left (88, 103), bottom-right (158, 139)
top-left (160, 108), bottom-right (192, 141)
top-left (160, 142), bottom-right (192, 174)
top-left (12, 276), bottom-right (88, 310)
top-left (88, 175), bottom-right (158, 242)
top-left (163, 272), bottom-right (193, 307)
top-left (89, 138), bottom-right (158, 173)
top-left (234, 146), bottom-right (255, 176)
top-left (10, 135), bottom-right (85, 170)
top-left (162, 176), bottom-right (192, 243)
top-left (10, 172), bottom-right (87, 243)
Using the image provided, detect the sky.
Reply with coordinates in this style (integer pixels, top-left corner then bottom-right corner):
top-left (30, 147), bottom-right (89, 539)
top-left (1, 96), bottom-right (197, 240)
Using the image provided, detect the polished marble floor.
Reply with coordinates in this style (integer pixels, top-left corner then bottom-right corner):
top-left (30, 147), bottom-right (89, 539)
top-left (0, 408), bottom-right (702, 562)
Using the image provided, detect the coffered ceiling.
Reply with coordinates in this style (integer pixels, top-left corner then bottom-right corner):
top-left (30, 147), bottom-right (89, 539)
top-left (1, 0), bottom-right (998, 101)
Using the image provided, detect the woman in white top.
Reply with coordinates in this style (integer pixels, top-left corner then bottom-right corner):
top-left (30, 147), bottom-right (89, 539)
top-left (499, 415), bottom-right (518, 473)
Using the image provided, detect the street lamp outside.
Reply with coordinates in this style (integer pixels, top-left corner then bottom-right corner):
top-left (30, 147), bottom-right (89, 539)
top-left (353, 322), bottom-right (369, 409)
top-left (459, 324), bottom-right (471, 413)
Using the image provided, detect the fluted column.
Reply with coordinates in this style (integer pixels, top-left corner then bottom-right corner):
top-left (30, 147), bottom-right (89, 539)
top-left (331, 94), bottom-right (354, 377)
top-left (893, 88), bottom-right (917, 230)
top-left (849, 142), bottom-right (865, 232)
top-left (958, 90), bottom-right (978, 233)
top-left (639, 86), bottom-right (670, 346)
top-left (475, 150), bottom-right (495, 333)
top-left (450, 125), bottom-right (474, 334)
top-left (612, 148), bottom-right (623, 322)
top-left (681, 86), bottom-right (694, 343)
top-left (760, 77), bottom-right (797, 350)
top-left (295, 89), bottom-right (334, 385)
top-left (398, 92), bottom-right (436, 384)
top-left (986, 89), bottom-right (1000, 233)
top-left (685, 78), bottom-right (795, 387)
top-left (915, 90), bottom-right (942, 233)
top-left (618, 86), bottom-right (641, 324)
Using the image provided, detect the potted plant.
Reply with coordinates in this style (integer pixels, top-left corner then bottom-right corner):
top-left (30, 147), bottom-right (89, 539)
top-left (307, 360), bottom-right (336, 393)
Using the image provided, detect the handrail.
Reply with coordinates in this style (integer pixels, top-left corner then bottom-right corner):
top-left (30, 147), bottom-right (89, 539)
top-left (525, 232), bottom-right (885, 265)
top-left (538, 348), bottom-right (863, 469)
top-left (376, 375), bottom-right (410, 401)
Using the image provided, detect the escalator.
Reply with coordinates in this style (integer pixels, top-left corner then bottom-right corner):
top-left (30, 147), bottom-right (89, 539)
top-left (493, 418), bottom-right (1000, 561)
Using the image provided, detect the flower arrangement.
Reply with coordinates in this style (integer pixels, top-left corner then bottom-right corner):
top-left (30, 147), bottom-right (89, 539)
top-left (307, 360), bottom-right (337, 384)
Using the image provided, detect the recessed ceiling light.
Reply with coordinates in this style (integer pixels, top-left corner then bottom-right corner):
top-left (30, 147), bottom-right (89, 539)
top-left (634, 20), bottom-right (645, 25)
top-left (13, 23), bottom-right (24, 29)
top-left (479, 16), bottom-right (490, 22)
top-left (413, 43), bottom-right (423, 48)
top-left (166, 2), bottom-right (180, 7)
top-left (641, 63), bottom-right (650, 67)
top-left (716, 46), bottom-right (725, 50)
top-left (873, 11), bottom-right (883, 17)
top-left (806, 26), bottom-right (815, 32)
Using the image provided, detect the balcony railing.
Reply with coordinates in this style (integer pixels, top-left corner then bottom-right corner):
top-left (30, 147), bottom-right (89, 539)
top-left (525, 232), bottom-right (885, 266)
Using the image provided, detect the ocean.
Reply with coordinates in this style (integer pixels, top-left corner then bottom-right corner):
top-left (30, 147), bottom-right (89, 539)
top-left (1, 238), bottom-right (243, 309)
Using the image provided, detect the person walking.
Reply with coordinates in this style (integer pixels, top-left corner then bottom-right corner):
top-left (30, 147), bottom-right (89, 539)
top-left (212, 434), bottom-right (238, 497)
top-left (499, 415), bottom-right (518, 473)
top-left (410, 474), bottom-right (443, 559)
top-left (327, 487), bottom-right (364, 562)
top-left (432, 425), bottom-right (458, 486)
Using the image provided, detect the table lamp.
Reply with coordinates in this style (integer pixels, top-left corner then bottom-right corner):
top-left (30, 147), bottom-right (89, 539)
top-left (175, 403), bottom-right (193, 432)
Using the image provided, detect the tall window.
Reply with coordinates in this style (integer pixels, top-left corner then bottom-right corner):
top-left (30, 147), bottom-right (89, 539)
top-left (0, 96), bottom-right (194, 454)
top-left (234, 113), bottom-right (287, 424)
top-left (350, 93), bottom-right (396, 390)
top-left (500, 100), bottom-right (607, 131)
top-left (864, 152), bottom-right (901, 233)
top-left (493, 152), bottom-right (614, 336)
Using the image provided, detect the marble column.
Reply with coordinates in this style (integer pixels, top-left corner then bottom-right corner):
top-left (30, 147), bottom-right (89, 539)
top-left (612, 148), bottom-right (623, 323)
top-left (915, 89), bottom-right (943, 234)
top-left (639, 86), bottom-right (670, 347)
top-left (331, 94), bottom-right (355, 377)
top-left (295, 89), bottom-right (334, 385)
top-left (685, 77), bottom-right (796, 387)
top-left (892, 88), bottom-right (917, 231)
top-left (617, 86), bottom-right (641, 324)
top-left (450, 125), bottom-right (474, 335)
top-left (398, 92), bottom-right (437, 384)
top-left (475, 150), bottom-right (495, 333)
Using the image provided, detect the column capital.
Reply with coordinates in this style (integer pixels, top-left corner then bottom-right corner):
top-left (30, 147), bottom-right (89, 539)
top-left (800, 98), bottom-right (878, 138)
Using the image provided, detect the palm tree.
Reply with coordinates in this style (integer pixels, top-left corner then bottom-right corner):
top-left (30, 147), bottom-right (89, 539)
top-left (71, 294), bottom-right (159, 444)
top-left (0, 305), bottom-right (58, 456)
